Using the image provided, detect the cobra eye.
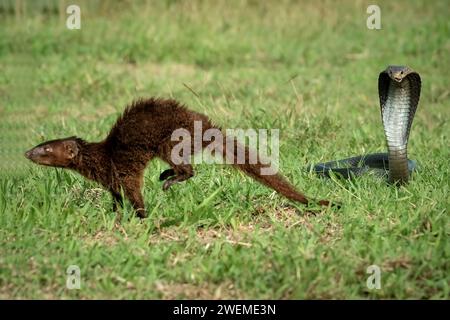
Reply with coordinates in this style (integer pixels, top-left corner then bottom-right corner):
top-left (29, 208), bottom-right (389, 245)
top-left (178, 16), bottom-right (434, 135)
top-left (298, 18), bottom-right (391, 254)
top-left (44, 147), bottom-right (51, 152)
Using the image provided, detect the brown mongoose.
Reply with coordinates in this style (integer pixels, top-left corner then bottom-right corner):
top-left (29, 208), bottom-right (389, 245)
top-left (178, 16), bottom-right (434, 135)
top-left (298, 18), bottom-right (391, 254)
top-left (25, 98), bottom-right (333, 218)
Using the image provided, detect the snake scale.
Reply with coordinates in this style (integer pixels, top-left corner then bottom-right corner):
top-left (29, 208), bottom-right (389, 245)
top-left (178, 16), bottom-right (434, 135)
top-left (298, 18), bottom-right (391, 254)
top-left (312, 66), bottom-right (421, 184)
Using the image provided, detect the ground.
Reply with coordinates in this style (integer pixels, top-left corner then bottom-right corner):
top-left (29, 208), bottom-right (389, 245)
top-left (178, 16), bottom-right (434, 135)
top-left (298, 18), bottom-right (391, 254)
top-left (0, 0), bottom-right (448, 299)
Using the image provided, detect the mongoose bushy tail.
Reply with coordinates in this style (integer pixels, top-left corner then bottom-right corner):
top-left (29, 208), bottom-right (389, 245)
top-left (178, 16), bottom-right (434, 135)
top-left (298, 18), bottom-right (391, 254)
top-left (220, 135), bottom-right (327, 206)
top-left (25, 98), bottom-right (333, 218)
top-left (234, 155), bottom-right (325, 206)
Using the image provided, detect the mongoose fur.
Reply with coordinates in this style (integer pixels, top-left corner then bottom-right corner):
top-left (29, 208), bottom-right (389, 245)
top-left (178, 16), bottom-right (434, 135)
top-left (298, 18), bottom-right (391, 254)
top-left (25, 98), bottom-right (332, 218)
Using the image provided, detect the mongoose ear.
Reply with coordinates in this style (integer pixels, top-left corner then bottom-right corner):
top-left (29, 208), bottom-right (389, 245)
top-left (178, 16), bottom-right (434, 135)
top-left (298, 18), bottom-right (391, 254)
top-left (64, 140), bottom-right (79, 159)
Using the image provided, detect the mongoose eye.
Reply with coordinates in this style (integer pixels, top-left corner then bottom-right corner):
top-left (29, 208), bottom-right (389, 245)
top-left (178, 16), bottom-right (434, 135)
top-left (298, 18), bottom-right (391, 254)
top-left (400, 71), bottom-right (404, 75)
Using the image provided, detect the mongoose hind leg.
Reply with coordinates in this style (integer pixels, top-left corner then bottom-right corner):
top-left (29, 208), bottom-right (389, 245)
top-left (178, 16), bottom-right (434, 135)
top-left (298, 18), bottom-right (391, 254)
top-left (162, 164), bottom-right (194, 191)
top-left (159, 168), bottom-right (175, 181)
top-left (158, 141), bottom-right (195, 191)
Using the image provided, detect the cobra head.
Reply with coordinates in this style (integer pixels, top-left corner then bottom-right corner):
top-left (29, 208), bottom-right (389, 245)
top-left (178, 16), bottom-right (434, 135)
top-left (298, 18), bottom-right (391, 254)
top-left (385, 65), bottom-right (412, 83)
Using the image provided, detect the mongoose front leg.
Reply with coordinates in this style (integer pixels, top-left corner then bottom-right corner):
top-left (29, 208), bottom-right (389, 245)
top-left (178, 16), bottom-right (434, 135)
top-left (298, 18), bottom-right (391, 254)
top-left (121, 175), bottom-right (147, 219)
top-left (125, 188), bottom-right (147, 218)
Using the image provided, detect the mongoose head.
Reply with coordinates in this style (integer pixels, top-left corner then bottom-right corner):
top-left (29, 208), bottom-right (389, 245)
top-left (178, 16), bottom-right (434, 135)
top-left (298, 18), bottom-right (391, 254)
top-left (386, 65), bottom-right (411, 83)
top-left (25, 137), bottom-right (79, 167)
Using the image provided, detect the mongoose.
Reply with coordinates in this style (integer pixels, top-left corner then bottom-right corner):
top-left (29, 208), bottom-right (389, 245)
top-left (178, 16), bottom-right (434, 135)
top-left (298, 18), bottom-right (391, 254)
top-left (25, 98), bottom-right (332, 218)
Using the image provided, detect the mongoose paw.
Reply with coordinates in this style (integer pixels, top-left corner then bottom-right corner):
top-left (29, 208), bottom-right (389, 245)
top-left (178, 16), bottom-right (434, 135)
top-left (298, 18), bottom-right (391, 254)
top-left (159, 169), bottom-right (175, 181)
top-left (162, 180), bottom-right (174, 191)
top-left (136, 209), bottom-right (148, 219)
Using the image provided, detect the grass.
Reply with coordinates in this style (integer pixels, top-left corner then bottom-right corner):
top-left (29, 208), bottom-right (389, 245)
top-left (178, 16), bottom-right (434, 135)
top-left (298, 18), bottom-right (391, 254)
top-left (0, 0), bottom-right (449, 299)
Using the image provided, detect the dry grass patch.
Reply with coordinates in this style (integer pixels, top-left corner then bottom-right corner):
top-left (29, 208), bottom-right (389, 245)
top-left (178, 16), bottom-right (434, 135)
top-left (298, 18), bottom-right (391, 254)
top-left (82, 230), bottom-right (120, 247)
top-left (149, 205), bottom-right (341, 246)
top-left (154, 280), bottom-right (245, 299)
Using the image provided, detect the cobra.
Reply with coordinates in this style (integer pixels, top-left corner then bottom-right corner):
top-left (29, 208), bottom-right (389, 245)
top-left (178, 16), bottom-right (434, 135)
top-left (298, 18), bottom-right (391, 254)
top-left (312, 66), bottom-right (421, 185)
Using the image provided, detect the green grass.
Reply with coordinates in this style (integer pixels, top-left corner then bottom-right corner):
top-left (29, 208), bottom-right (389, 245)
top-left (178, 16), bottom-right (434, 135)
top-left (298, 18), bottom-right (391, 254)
top-left (0, 0), bottom-right (449, 299)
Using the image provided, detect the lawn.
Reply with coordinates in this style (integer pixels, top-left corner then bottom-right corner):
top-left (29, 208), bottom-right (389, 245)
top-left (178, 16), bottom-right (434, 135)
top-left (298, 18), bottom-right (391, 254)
top-left (0, 0), bottom-right (448, 299)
